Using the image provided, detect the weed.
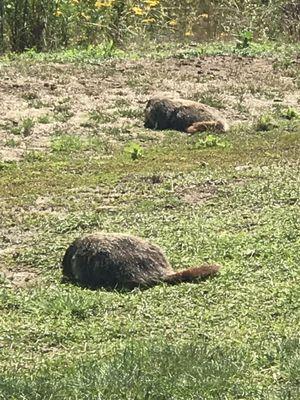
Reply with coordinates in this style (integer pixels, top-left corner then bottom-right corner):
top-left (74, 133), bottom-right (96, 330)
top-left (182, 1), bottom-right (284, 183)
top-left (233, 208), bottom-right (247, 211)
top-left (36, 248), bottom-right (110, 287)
top-left (23, 150), bottom-right (45, 162)
top-left (281, 107), bottom-right (300, 120)
top-left (22, 92), bottom-right (38, 101)
top-left (37, 115), bottom-right (51, 124)
top-left (195, 134), bottom-right (229, 149)
top-left (51, 134), bottom-right (83, 154)
top-left (10, 117), bottom-right (35, 136)
top-left (124, 142), bottom-right (143, 160)
top-left (114, 98), bottom-right (131, 108)
top-left (89, 110), bottom-right (114, 124)
top-left (255, 114), bottom-right (278, 132)
top-left (236, 30), bottom-right (253, 49)
top-left (117, 108), bottom-right (144, 119)
top-left (5, 138), bottom-right (20, 148)
top-left (193, 93), bottom-right (225, 110)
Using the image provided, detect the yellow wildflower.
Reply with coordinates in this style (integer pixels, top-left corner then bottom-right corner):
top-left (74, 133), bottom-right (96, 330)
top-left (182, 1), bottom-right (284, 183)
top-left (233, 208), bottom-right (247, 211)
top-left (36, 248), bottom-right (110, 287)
top-left (132, 6), bottom-right (144, 16)
top-left (81, 12), bottom-right (91, 21)
top-left (95, 0), bottom-right (114, 7)
top-left (142, 18), bottom-right (156, 24)
top-left (168, 19), bottom-right (177, 26)
top-left (145, 0), bottom-right (159, 7)
top-left (54, 9), bottom-right (62, 17)
top-left (185, 30), bottom-right (194, 37)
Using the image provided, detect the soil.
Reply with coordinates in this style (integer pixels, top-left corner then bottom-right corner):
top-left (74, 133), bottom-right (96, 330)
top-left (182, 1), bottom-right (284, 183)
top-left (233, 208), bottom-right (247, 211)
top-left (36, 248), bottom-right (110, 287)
top-left (0, 55), bottom-right (299, 161)
top-left (0, 265), bottom-right (40, 288)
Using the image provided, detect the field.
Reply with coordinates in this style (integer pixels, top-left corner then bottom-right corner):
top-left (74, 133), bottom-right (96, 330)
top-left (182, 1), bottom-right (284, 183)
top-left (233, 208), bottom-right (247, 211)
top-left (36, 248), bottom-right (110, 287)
top-left (0, 42), bottom-right (300, 399)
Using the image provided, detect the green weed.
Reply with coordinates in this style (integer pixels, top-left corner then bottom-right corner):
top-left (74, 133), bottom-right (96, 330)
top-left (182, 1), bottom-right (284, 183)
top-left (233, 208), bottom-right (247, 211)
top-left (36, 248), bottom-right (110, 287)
top-left (124, 142), bottom-right (144, 160)
top-left (195, 134), bottom-right (229, 149)
top-left (255, 114), bottom-right (278, 132)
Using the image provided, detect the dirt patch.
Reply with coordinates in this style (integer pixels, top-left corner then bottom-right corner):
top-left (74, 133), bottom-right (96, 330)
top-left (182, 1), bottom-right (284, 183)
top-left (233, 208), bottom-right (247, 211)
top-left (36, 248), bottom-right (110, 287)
top-left (177, 178), bottom-right (246, 205)
top-left (179, 185), bottom-right (216, 205)
top-left (0, 56), bottom-right (299, 161)
top-left (0, 266), bottom-right (40, 288)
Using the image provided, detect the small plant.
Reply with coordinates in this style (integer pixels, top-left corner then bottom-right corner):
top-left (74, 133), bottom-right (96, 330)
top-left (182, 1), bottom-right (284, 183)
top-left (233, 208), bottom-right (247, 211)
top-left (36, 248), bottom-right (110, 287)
top-left (30, 99), bottom-right (50, 109)
top-left (236, 30), bottom-right (253, 49)
top-left (11, 118), bottom-right (35, 136)
top-left (195, 134), bottom-right (228, 149)
top-left (53, 99), bottom-right (74, 122)
top-left (255, 114), bottom-right (278, 132)
top-left (22, 118), bottom-right (35, 136)
top-left (89, 110), bottom-right (113, 124)
top-left (22, 92), bottom-right (38, 101)
top-left (117, 108), bottom-right (144, 119)
top-left (192, 93), bottom-right (225, 110)
top-left (100, 40), bottom-right (117, 58)
top-left (23, 150), bottom-right (45, 162)
top-left (281, 107), bottom-right (300, 120)
top-left (37, 115), bottom-right (51, 124)
top-left (124, 142), bottom-right (143, 160)
top-left (51, 134), bottom-right (83, 153)
top-left (5, 138), bottom-right (20, 148)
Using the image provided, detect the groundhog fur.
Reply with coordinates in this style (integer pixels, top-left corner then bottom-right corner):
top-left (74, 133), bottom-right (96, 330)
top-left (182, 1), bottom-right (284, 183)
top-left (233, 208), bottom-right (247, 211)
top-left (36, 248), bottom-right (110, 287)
top-left (144, 97), bottom-right (229, 134)
top-left (62, 233), bottom-right (221, 290)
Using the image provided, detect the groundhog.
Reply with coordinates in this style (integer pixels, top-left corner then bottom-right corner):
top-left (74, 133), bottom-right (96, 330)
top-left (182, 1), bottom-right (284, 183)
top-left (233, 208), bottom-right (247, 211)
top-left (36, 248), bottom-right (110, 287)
top-left (62, 233), bottom-right (221, 289)
top-left (144, 97), bottom-right (229, 134)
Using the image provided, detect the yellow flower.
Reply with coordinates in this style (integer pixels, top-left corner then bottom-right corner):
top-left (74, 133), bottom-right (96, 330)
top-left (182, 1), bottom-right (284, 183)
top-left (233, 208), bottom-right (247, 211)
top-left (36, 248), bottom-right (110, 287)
top-left (81, 12), bottom-right (91, 20)
top-left (142, 18), bottom-right (156, 24)
top-left (185, 30), bottom-right (194, 37)
top-left (95, 0), bottom-right (114, 7)
top-left (200, 13), bottom-right (209, 19)
top-left (145, 0), bottom-right (159, 7)
top-left (168, 19), bottom-right (177, 26)
top-left (132, 6), bottom-right (144, 16)
top-left (54, 9), bottom-right (62, 17)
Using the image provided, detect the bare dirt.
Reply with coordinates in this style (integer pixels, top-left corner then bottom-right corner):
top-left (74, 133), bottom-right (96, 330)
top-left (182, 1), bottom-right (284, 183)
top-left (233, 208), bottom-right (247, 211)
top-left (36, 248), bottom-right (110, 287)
top-left (0, 55), bottom-right (299, 161)
top-left (0, 265), bottom-right (40, 288)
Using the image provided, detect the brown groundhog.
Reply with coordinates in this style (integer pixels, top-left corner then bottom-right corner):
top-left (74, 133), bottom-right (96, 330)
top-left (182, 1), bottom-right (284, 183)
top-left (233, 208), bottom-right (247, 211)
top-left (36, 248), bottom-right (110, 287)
top-left (144, 97), bottom-right (229, 134)
top-left (62, 233), bottom-right (221, 289)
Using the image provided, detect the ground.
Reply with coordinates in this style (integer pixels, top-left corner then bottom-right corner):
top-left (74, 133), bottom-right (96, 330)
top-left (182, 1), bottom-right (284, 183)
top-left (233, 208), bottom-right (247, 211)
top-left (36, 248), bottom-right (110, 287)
top-left (0, 44), bottom-right (299, 399)
top-left (0, 52), bottom-right (299, 161)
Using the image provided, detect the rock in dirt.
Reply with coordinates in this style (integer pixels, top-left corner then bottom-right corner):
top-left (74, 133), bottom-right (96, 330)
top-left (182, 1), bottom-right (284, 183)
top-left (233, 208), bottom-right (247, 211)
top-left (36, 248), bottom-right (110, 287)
top-left (144, 96), bottom-right (229, 133)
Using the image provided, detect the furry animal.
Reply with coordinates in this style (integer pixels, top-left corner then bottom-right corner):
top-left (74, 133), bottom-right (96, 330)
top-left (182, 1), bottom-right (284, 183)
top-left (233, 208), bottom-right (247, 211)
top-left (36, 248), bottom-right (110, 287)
top-left (144, 97), bottom-right (229, 134)
top-left (62, 233), bottom-right (221, 289)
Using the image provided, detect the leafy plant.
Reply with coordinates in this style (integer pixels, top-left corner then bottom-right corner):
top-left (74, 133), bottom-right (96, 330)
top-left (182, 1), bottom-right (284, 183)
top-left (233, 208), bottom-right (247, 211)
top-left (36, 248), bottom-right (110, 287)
top-left (195, 134), bottom-right (228, 149)
top-left (5, 138), bottom-right (20, 148)
top-left (124, 142), bottom-right (143, 160)
top-left (51, 134), bottom-right (83, 153)
top-left (37, 115), bottom-right (51, 124)
top-left (255, 114), bottom-right (278, 132)
top-left (236, 30), bottom-right (253, 49)
top-left (89, 110), bottom-right (113, 124)
top-left (281, 107), bottom-right (300, 120)
top-left (23, 150), bottom-right (45, 162)
top-left (11, 117), bottom-right (35, 136)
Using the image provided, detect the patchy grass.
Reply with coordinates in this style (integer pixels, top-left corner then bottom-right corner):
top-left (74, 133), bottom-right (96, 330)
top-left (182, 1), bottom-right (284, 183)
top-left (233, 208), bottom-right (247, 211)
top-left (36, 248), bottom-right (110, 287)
top-left (0, 122), bottom-right (300, 399)
top-left (1, 41), bottom-right (300, 66)
top-left (0, 43), bottom-right (300, 399)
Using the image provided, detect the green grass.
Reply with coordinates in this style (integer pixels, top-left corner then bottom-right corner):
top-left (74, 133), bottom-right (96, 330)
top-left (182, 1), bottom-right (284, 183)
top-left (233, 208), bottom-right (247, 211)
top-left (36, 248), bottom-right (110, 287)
top-left (0, 122), bottom-right (299, 399)
top-left (0, 41), bottom-right (300, 399)
top-left (1, 40), bottom-right (300, 66)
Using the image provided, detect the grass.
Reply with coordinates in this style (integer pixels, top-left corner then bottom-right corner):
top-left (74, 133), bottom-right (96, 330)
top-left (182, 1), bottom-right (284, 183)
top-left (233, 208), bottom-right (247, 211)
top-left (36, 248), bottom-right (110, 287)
top-left (0, 123), bottom-right (299, 399)
top-left (1, 40), bottom-right (300, 66)
top-left (0, 42), bottom-right (300, 399)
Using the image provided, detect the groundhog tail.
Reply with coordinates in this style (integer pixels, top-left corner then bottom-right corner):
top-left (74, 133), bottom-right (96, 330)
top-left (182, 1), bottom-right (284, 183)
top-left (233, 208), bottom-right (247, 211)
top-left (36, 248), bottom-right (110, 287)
top-left (163, 264), bottom-right (221, 285)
